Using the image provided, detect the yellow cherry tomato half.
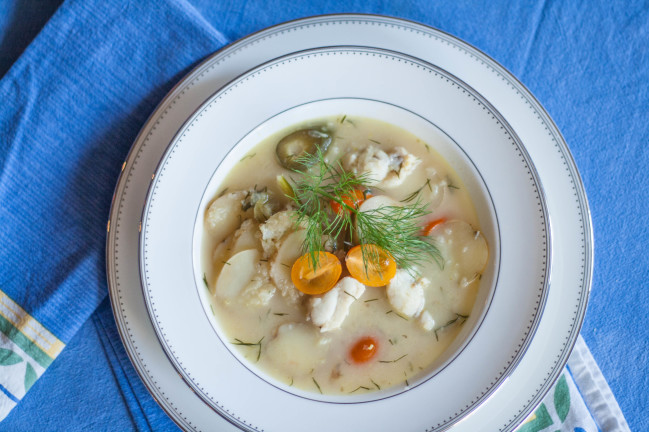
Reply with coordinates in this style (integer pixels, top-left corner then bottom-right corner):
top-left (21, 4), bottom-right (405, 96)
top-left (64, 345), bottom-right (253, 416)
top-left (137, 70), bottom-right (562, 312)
top-left (291, 251), bottom-right (342, 295)
top-left (345, 244), bottom-right (397, 287)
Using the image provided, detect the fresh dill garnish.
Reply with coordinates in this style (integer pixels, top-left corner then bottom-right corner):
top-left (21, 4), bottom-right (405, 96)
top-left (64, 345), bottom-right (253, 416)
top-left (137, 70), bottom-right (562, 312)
top-left (404, 371), bottom-right (409, 386)
top-left (368, 139), bottom-right (382, 145)
top-left (424, 143), bottom-right (431, 153)
top-left (312, 377), bottom-right (322, 394)
top-left (273, 312), bottom-right (288, 316)
top-left (401, 178), bottom-right (432, 203)
top-left (209, 304), bottom-right (215, 316)
top-left (233, 337), bottom-right (264, 362)
top-left (221, 261), bottom-right (231, 266)
top-left (379, 354), bottom-right (408, 364)
top-left (446, 176), bottom-right (460, 190)
top-left (433, 313), bottom-right (469, 341)
top-left (349, 385), bottom-right (370, 393)
top-left (364, 298), bottom-right (379, 303)
top-left (343, 291), bottom-right (358, 300)
top-left (239, 153), bottom-right (256, 162)
top-left (371, 378), bottom-right (381, 390)
top-left (340, 115), bottom-right (347, 124)
top-left (286, 148), bottom-right (442, 273)
top-left (202, 273), bottom-right (208, 288)
top-left (217, 187), bottom-right (229, 198)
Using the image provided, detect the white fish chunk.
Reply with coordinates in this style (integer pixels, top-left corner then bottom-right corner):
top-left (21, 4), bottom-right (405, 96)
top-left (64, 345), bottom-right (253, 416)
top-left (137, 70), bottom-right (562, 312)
top-left (309, 277), bottom-right (365, 332)
top-left (342, 145), bottom-right (421, 188)
top-left (418, 310), bottom-right (435, 332)
top-left (342, 144), bottom-right (390, 184)
top-left (259, 210), bottom-right (297, 258)
top-left (386, 269), bottom-right (430, 318)
top-left (382, 147), bottom-right (422, 188)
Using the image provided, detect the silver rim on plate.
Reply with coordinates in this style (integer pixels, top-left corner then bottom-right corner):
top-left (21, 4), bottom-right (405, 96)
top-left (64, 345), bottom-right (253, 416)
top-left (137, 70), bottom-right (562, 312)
top-left (106, 14), bottom-right (591, 432)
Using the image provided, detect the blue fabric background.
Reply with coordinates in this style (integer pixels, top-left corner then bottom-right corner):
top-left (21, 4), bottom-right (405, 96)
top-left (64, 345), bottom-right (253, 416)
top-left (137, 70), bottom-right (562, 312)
top-left (0, 0), bottom-right (647, 431)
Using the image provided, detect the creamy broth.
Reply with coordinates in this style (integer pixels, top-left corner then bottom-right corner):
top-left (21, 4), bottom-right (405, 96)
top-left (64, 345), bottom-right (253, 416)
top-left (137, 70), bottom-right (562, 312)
top-left (202, 116), bottom-right (487, 395)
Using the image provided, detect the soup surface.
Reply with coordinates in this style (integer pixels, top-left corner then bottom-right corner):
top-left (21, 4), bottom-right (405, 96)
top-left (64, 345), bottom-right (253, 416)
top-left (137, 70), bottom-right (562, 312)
top-left (202, 115), bottom-right (488, 395)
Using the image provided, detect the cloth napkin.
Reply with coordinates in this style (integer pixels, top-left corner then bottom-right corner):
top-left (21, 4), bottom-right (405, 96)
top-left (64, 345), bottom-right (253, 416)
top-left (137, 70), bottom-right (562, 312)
top-left (0, 0), bottom-right (226, 421)
top-left (0, 0), bottom-right (637, 430)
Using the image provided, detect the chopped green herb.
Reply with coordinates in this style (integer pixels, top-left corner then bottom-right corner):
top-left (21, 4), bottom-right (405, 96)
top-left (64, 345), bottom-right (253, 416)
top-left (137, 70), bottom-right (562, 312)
top-left (209, 304), bottom-right (215, 316)
top-left (433, 313), bottom-right (469, 341)
top-left (343, 291), bottom-right (358, 300)
top-left (446, 176), bottom-right (460, 190)
top-left (239, 153), bottom-right (256, 162)
top-left (202, 273), bottom-right (208, 288)
top-left (273, 312), bottom-right (288, 316)
top-left (349, 385), bottom-right (370, 393)
top-left (312, 377), bottom-right (322, 394)
top-left (364, 298), bottom-right (379, 303)
top-left (379, 354), bottom-right (408, 364)
top-left (340, 115), bottom-right (347, 124)
top-left (401, 178), bottom-right (432, 203)
top-left (233, 337), bottom-right (264, 362)
top-left (369, 139), bottom-right (382, 145)
top-left (371, 378), bottom-right (381, 390)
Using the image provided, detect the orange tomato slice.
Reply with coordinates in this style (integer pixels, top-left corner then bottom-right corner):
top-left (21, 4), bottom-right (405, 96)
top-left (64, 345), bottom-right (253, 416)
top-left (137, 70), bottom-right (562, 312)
top-left (345, 244), bottom-right (397, 287)
top-left (330, 189), bottom-right (372, 215)
top-left (349, 336), bottom-right (379, 364)
top-left (291, 251), bottom-right (342, 295)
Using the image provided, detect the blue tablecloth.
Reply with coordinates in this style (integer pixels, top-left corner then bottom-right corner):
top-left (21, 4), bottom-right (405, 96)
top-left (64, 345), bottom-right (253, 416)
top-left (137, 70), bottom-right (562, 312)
top-left (0, 1), bottom-right (646, 431)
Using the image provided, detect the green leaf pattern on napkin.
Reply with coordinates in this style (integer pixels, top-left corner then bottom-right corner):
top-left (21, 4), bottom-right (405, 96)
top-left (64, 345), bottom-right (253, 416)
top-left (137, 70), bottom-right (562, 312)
top-left (0, 348), bottom-right (40, 393)
top-left (0, 348), bottom-right (23, 366)
top-left (554, 375), bottom-right (571, 422)
top-left (23, 363), bottom-right (37, 392)
top-left (516, 374), bottom-right (574, 432)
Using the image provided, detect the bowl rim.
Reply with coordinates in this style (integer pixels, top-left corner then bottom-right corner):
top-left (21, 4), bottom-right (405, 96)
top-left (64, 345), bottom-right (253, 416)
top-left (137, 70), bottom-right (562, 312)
top-left (137, 44), bottom-right (552, 432)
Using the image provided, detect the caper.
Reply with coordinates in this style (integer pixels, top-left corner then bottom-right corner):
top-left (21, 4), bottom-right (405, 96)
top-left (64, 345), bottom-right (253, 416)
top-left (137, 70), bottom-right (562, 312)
top-left (275, 128), bottom-right (332, 170)
top-left (254, 200), bottom-right (273, 222)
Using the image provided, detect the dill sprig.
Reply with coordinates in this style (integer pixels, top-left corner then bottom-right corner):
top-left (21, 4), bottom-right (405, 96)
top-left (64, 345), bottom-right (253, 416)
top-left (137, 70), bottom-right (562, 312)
top-left (286, 148), bottom-right (442, 273)
top-left (232, 337), bottom-right (264, 362)
top-left (355, 198), bottom-right (443, 271)
top-left (287, 148), bottom-right (367, 268)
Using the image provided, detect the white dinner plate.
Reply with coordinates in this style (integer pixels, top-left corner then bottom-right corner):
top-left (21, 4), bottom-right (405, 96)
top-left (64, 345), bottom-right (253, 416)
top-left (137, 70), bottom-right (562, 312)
top-left (106, 14), bottom-right (591, 432)
top-left (140, 47), bottom-right (550, 431)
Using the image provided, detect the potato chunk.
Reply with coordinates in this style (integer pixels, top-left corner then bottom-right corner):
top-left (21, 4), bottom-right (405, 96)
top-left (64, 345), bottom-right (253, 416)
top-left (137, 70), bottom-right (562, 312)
top-left (205, 191), bottom-right (250, 244)
top-left (215, 249), bottom-right (260, 300)
top-left (265, 323), bottom-right (329, 376)
top-left (432, 219), bottom-right (489, 284)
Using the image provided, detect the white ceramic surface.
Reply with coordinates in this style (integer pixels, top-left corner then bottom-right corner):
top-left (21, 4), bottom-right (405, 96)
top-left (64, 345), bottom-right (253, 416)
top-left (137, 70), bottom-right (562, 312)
top-left (106, 14), bottom-right (591, 432)
top-left (140, 47), bottom-right (549, 431)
